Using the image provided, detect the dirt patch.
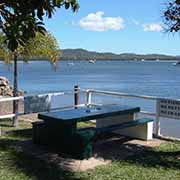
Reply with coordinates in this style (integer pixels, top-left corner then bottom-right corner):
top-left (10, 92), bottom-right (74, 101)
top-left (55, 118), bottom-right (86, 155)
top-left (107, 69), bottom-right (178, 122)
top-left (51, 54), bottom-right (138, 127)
top-left (18, 113), bottom-right (38, 122)
top-left (127, 138), bottom-right (165, 148)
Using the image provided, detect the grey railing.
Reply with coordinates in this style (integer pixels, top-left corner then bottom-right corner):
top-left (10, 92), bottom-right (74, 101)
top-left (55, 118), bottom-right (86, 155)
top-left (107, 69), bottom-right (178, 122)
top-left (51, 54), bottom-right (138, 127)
top-left (1, 87), bottom-right (180, 139)
top-left (85, 89), bottom-right (180, 138)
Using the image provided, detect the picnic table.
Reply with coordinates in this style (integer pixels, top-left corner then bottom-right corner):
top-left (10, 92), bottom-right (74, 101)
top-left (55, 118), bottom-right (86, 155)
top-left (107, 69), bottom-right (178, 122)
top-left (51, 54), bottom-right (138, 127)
top-left (33, 104), bottom-right (153, 159)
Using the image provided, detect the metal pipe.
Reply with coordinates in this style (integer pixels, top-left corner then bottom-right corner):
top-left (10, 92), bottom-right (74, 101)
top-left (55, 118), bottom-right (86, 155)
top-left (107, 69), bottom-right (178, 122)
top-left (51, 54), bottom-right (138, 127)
top-left (0, 114), bottom-right (16, 119)
top-left (0, 96), bottom-right (24, 102)
top-left (86, 91), bottom-right (92, 105)
top-left (88, 89), bottom-right (158, 100)
top-left (88, 89), bottom-right (180, 101)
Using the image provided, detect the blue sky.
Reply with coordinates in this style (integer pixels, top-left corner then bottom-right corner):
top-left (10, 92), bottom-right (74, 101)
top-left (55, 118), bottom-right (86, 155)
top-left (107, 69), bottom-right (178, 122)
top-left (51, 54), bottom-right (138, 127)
top-left (44, 0), bottom-right (180, 55)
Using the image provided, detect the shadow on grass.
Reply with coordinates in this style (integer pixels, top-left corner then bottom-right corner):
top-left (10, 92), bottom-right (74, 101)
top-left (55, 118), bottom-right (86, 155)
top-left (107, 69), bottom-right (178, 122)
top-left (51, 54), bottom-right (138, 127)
top-left (0, 138), bottom-right (82, 180)
top-left (11, 150), bottom-right (81, 180)
top-left (94, 136), bottom-right (180, 170)
top-left (0, 123), bottom-right (13, 128)
top-left (7, 128), bottom-right (33, 139)
top-left (0, 119), bottom-right (33, 138)
top-left (124, 144), bottom-right (180, 170)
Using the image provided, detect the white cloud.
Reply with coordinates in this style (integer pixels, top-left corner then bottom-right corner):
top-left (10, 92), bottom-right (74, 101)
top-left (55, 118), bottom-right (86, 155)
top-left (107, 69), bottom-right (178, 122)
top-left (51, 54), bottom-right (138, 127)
top-left (79, 11), bottom-right (124, 32)
top-left (143, 23), bottom-right (163, 32)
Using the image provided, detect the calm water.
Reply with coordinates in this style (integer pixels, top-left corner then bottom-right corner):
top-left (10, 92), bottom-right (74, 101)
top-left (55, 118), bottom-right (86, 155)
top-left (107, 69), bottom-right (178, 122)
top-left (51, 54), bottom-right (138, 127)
top-left (1, 60), bottom-right (180, 97)
top-left (1, 60), bottom-right (180, 137)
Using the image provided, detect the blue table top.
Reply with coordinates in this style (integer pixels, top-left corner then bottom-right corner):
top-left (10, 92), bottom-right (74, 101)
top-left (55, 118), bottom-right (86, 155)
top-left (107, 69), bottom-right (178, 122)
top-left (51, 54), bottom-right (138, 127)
top-left (38, 104), bottom-right (140, 123)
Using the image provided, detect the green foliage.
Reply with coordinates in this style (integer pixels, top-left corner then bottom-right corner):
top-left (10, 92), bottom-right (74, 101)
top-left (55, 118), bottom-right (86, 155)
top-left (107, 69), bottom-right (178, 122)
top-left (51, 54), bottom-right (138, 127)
top-left (21, 32), bottom-right (60, 63)
top-left (0, 33), bottom-right (12, 64)
top-left (1, 4), bottom-right (46, 51)
top-left (0, 31), bottom-right (60, 63)
top-left (163, 0), bottom-right (180, 32)
top-left (0, 0), bottom-right (79, 51)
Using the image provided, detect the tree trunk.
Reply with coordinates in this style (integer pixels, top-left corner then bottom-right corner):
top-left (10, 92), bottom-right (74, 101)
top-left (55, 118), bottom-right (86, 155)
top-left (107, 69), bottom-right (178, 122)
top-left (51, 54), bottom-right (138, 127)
top-left (13, 51), bottom-right (19, 127)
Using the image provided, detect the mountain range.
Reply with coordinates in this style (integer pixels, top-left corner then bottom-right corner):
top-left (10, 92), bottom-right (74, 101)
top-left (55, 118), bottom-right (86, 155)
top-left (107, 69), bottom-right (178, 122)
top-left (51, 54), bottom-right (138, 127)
top-left (61, 48), bottom-right (180, 61)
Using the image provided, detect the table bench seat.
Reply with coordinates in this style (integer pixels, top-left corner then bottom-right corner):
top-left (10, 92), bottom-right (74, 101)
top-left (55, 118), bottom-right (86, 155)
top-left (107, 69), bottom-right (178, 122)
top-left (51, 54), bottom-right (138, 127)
top-left (96, 118), bottom-right (153, 134)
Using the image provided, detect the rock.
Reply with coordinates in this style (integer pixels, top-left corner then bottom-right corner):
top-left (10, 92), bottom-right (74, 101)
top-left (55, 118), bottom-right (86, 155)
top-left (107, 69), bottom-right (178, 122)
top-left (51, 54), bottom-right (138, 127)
top-left (0, 76), bottom-right (9, 87)
top-left (0, 76), bottom-right (24, 97)
top-left (17, 90), bottom-right (24, 96)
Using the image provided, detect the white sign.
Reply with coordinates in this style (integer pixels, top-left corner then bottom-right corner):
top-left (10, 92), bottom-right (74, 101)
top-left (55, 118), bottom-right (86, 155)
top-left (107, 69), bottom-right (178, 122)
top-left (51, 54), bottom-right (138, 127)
top-left (158, 98), bottom-right (180, 120)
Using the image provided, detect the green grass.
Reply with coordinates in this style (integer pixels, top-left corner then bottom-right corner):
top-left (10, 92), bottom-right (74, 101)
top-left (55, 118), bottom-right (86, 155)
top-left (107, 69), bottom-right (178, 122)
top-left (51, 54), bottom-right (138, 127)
top-left (77, 121), bottom-right (95, 129)
top-left (77, 142), bottom-right (180, 180)
top-left (0, 119), bottom-right (180, 180)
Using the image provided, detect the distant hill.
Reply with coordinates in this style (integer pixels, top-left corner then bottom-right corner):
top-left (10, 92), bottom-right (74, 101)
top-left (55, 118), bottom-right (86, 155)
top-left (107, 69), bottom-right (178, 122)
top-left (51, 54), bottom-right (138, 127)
top-left (0, 48), bottom-right (178, 61)
top-left (61, 48), bottom-right (179, 61)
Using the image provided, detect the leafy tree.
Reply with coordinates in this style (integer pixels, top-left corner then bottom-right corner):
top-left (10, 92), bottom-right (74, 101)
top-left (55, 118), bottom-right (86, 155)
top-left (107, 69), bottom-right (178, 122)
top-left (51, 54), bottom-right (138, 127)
top-left (20, 32), bottom-right (60, 63)
top-left (0, 0), bottom-right (79, 50)
top-left (0, 31), bottom-right (60, 126)
top-left (0, 0), bottom-right (79, 127)
top-left (164, 0), bottom-right (180, 32)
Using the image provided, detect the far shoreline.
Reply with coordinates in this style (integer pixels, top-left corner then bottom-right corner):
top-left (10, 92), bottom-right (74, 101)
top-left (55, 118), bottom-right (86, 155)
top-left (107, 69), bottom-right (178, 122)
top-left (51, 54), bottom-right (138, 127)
top-left (0, 59), bottom-right (178, 62)
top-left (1, 48), bottom-right (180, 61)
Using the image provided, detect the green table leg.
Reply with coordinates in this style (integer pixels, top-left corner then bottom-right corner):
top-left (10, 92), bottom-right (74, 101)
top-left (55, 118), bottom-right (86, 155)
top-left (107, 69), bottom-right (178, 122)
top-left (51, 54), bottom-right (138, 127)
top-left (62, 130), bottom-right (96, 159)
top-left (32, 121), bottom-right (96, 159)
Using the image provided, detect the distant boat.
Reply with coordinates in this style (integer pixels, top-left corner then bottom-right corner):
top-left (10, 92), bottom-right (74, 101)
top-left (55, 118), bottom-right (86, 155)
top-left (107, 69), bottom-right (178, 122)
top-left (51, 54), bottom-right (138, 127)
top-left (67, 62), bottom-right (74, 66)
top-left (156, 59), bottom-right (159, 62)
top-left (141, 59), bottom-right (145, 62)
top-left (89, 59), bottom-right (96, 63)
top-left (172, 61), bottom-right (180, 66)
